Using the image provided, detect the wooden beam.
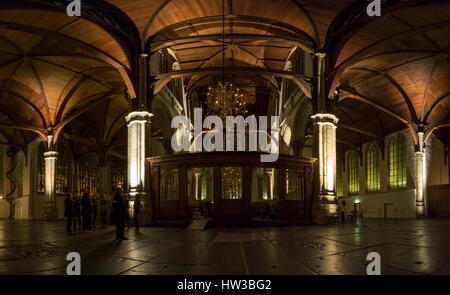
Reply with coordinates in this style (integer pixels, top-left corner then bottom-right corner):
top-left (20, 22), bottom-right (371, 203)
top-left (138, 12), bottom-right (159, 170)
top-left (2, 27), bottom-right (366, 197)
top-left (339, 88), bottom-right (412, 125)
top-left (153, 67), bottom-right (311, 94)
top-left (149, 34), bottom-right (314, 53)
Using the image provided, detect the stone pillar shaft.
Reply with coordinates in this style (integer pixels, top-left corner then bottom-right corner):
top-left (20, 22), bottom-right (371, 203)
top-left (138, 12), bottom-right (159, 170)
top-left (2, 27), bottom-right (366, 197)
top-left (44, 151), bottom-right (58, 219)
top-left (415, 132), bottom-right (425, 218)
top-left (311, 52), bottom-right (339, 224)
top-left (126, 111), bottom-right (153, 196)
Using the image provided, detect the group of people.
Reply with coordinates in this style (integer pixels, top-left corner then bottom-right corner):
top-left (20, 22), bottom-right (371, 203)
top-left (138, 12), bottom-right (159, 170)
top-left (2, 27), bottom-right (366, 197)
top-left (64, 192), bottom-right (107, 233)
top-left (64, 189), bottom-right (142, 242)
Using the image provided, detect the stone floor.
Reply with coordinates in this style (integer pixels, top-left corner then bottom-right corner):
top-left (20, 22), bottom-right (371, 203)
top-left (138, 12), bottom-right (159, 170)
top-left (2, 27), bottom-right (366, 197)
top-left (0, 218), bottom-right (449, 275)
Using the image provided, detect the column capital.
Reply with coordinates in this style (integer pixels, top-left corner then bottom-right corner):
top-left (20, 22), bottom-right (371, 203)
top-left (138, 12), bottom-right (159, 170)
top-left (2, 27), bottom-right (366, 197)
top-left (125, 111), bottom-right (154, 124)
top-left (311, 113), bottom-right (339, 125)
top-left (314, 52), bottom-right (327, 58)
top-left (44, 151), bottom-right (59, 159)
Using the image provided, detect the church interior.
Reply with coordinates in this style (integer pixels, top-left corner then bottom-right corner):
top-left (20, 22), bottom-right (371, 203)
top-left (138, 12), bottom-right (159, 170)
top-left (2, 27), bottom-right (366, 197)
top-left (0, 0), bottom-right (449, 275)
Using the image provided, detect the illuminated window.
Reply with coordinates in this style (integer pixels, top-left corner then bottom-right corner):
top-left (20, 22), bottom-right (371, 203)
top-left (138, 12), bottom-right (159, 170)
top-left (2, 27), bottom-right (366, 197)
top-left (0, 145), bottom-right (3, 197)
top-left (348, 150), bottom-right (359, 195)
top-left (160, 168), bottom-right (178, 201)
top-left (366, 143), bottom-right (380, 192)
top-left (56, 141), bottom-right (69, 194)
top-left (336, 158), bottom-right (343, 197)
top-left (222, 167), bottom-right (242, 199)
top-left (78, 153), bottom-right (99, 196)
top-left (389, 133), bottom-right (407, 189)
top-left (112, 157), bottom-right (127, 190)
top-left (201, 168), bottom-right (207, 200)
top-left (16, 151), bottom-right (24, 197)
top-left (286, 169), bottom-right (304, 200)
top-left (37, 143), bottom-right (45, 193)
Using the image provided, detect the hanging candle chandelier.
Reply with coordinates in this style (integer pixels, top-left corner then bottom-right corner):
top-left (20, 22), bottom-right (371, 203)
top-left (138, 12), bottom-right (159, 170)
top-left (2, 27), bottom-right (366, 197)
top-left (205, 82), bottom-right (248, 118)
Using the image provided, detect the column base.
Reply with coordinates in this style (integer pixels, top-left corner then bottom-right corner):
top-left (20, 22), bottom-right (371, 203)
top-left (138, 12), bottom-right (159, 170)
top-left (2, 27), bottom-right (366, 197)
top-left (44, 205), bottom-right (59, 221)
top-left (312, 196), bottom-right (339, 225)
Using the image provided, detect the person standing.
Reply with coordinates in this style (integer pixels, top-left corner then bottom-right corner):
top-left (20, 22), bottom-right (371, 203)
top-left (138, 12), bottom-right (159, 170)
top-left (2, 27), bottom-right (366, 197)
top-left (100, 194), bottom-right (107, 227)
top-left (133, 195), bottom-right (141, 232)
top-left (92, 195), bottom-right (98, 229)
top-left (64, 194), bottom-right (74, 233)
top-left (81, 192), bottom-right (92, 232)
top-left (73, 195), bottom-right (81, 231)
top-left (112, 189), bottom-right (127, 241)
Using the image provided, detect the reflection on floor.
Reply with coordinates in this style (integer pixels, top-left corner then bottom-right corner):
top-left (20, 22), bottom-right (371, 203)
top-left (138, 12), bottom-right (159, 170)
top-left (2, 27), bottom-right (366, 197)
top-left (0, 219), bottom-right (449, 275)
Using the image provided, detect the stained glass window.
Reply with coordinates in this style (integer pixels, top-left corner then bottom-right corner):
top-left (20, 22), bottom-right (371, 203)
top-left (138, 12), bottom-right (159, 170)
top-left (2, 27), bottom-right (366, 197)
top-left (222, 167), bottom-right (242, 199)
top-left (16, 151), bottom-right (24, 197)
top-left (286, 169), bottom-right (304, 200)
top-left (78, 153), bottom-right (99, 196)
top-left (56, 141), bottom-right (69, 194)
top-left (336, 158), bottom-right (343, 197)
top-left (160, 168), bottom-right (178, 201)
top-left (366, 143), bottom-right (380, 192)
top-left (37, 142), bottom-right (45, 193)
top-left (112, 157), bottom-right (127, 190)
top-left (389, 133), bottom-right (407, 189)
top-left (348, 150), bottom-right (359, 195)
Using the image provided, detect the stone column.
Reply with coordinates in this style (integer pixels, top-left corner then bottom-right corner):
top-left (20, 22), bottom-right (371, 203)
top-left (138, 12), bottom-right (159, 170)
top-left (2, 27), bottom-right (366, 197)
top-left (311, 52), bottom-right (339, 224)
top-left (126, 111), bottom-right (153, 225)
top-left (194, 172), bottom-right (201, 200)
top-left (415, 132), bottom-right (425, 218)
top-left (44, 150), bottom-right (58, 220)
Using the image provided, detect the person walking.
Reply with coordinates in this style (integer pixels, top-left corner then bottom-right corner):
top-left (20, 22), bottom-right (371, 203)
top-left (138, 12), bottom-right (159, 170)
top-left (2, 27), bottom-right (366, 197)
top-left (81, 192), bottom-right (92, 232)
top-left (64, 194), bottom-right (74, 233)
top-left (112, 189), bottom-right (127, 241)
top-left (73, 195), bottom-right (81, 231)
top-left (100, 194), bottom-right (107, 228)
top-left (92, 195), bottom-right (98, 228)
top-left (133, 195), bottom-right (141, 232)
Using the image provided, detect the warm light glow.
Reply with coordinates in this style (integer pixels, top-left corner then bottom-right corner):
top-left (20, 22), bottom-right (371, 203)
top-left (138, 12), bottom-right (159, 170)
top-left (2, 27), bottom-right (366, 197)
top-left (44, 151), bottom-right (58, 205)
top-left (126, 111), bottom-right (153, 196)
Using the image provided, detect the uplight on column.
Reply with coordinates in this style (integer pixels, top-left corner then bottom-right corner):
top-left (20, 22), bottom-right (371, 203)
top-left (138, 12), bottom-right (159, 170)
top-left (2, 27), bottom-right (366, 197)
top-left (311, 113), bottom-right (338, 201)
top-left (44, 151), bottom-right (58, 204)
top-left (126, 111), bottom-right (153, 196)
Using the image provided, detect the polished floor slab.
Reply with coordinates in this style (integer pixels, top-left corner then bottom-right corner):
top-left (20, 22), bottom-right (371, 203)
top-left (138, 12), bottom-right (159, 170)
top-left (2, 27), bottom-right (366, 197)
top-left (0, 219), bottom-right (449, 275)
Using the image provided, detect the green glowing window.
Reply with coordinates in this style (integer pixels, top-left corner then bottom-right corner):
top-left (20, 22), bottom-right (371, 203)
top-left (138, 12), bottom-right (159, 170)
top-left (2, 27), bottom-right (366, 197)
top-left (348, 150), bottom-right (359, 195)
top-left (389, 133), bottom-right (407, 189)
top-left (366, 143), bottom-right (380, 192)
top-left (336, 157), bottom-right (343, 197)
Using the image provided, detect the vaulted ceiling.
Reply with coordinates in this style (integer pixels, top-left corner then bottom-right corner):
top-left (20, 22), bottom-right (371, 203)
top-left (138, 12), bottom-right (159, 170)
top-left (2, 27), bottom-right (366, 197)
top-left (0, 0), bottom-right (448, 154)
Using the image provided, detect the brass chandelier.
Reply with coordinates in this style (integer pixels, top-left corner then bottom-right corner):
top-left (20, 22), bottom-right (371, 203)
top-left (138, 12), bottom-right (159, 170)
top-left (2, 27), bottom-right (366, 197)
top-left (205, 0), bottom-right (248, 119)
top-left (206, 82), bottom-right (247, 118)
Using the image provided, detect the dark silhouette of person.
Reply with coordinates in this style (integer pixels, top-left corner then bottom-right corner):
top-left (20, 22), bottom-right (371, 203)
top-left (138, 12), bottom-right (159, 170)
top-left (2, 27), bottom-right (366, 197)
top-left (81, 192), bottom-right (92, 232)
top-left (134, 195), bottom-right (141, 232)
top-left (64, 194), bottom-right (73, 233)
top-left (112, 189), bottom-right (127, 241)
top-left (100, 194), bottom-right (107, 227)
top-left (92, 195), bottom-right (98, 228)
top-left (73, 196), bottom-right (81, 231)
